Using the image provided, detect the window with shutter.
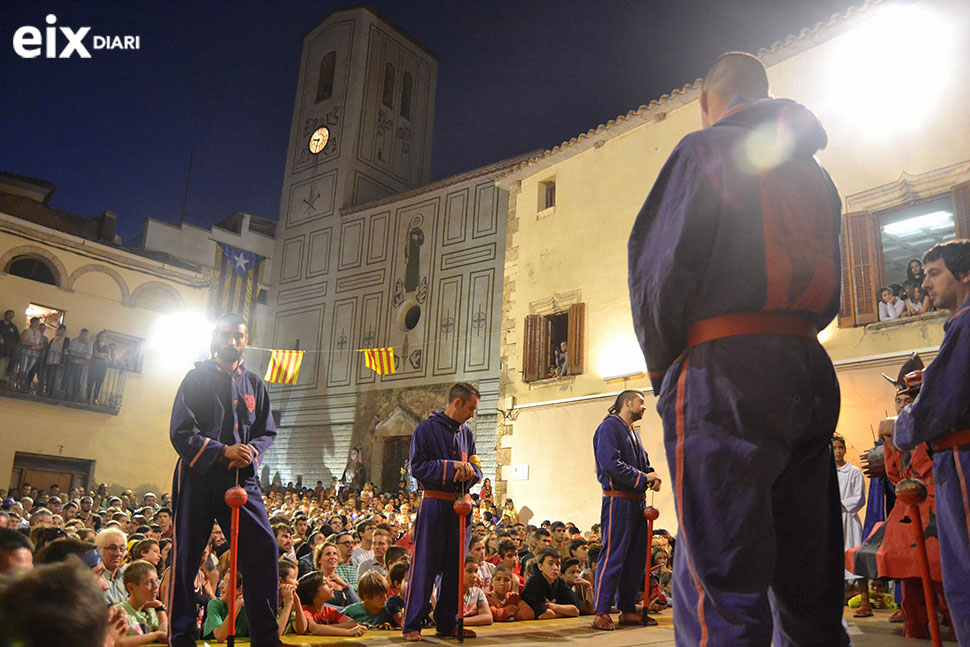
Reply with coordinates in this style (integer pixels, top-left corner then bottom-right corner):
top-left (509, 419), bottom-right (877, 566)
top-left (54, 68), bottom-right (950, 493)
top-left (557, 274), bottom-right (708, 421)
top-left (838, 220), bottom-right (854, 328)
top-left (844, 211), bottom-right (879, 325)
top-left (567, 303), bottom-right (585, 376)
top-left (523, 315), bottom-right (542, 383)
top-left (953, 181), bottom-right (970, 239)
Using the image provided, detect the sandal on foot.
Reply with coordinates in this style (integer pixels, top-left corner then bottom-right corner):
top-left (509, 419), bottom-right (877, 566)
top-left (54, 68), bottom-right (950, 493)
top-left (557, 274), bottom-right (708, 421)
top-left (403, 630), bottom-right (423, 641)
top-left (593, 613), bottom-right (616, 631)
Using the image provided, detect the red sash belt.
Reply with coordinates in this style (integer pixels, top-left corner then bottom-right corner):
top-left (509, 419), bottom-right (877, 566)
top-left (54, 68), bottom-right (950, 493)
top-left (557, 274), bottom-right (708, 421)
top-left (931, 429), bottom-right (970, 452)
top-left (421, 489), bottom-right (457, 501)
top-left (687, 312), bottom-right (817, 348)
top-left (603, 489), bottom-right (644, 501)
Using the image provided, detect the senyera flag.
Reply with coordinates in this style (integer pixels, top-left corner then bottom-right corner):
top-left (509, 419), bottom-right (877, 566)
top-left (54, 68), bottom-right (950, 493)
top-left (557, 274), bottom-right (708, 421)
top-left (264, 350), bottom-right (304, 385)
top-left (360, 347), bottom-right (395, 375)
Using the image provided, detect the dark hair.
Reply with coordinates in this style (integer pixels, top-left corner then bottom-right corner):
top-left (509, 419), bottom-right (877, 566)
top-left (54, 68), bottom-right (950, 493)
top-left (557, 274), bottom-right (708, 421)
top-left (550, 521), bottom-right (565, 532)
top-left (0, 559), bottom-right (109, 647)
top-left (388, 560), bottom-right (409, 587)
top-left (568, 538), bottom-right (588, 555)
top-left (493, 564), bottom-right (513, 579)
top-left (34, 539), bottom-right (96, 565)
top-left (831, 435), bottom-right (847, 449)
top-left (906, 258), bottom-right (925, 284)
top-left (561, 556), bottom-right (581, 573)
top-left (156, 507), bottom-right (171, 517)
top-left (924, 240), bottom-right (970, 282)
top-left (0, 527), bottom-right (34, 553)
top-left (449, 382), bottom-right (480, 404)
top-left (296, 571), bottom-right (324, 602)
top-left (702, 51), bottom-right (769, 100)
top-left (278, 559), bottom-right (297, 581)
top-left (536, 547), bottom-right (560, 566)
top-left (879, 286), bottom-right (891, 297)
top-left (215, 313), bottom-right (246, 330)
top-left (587, 545), bottom-right (602, 569)
top-left (384, 545), bottom-right (409, 566)
top-left (608, 390), bottom-right (642, 415)
top-left (131, 539), bottom-right (159, 561)
top-left (464, 555), bottom-right (478, 567)
top-left (497, 538), bottom-right (517, 556)
top-left (534, 528), bottom-right (551, 539)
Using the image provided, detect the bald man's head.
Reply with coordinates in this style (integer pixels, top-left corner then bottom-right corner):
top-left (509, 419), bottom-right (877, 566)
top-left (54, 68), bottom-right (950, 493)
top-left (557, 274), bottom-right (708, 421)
top-left (700, 52), bottom-right (769, 128)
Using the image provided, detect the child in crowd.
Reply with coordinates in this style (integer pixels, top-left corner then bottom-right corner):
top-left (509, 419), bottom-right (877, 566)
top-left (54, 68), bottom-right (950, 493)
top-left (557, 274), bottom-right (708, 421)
top-left (582, 544), bottom-right (601, 588)
top-left (469, 535), bottom-right (495, 592)
top-left (296, 571), bottom-right (367, 637)
top-left (385, 561), bottom-right (409, 627)
top-left (343, 571), bottom-right (394, 628)
top-left (277, 560), bottom-right (308, 636)
top-left (486, 565), bottom-right (535, 622)
top-left (497, 538), bottom-right (522, 592)
top-left (521, 548), bottom-right (581, 620)
top-left (561, 557), bottom-right (594, 615)
top-left (115, 560), bottom-right (168, 646)
top-left (384, 545), bottom-right (410, 574)
top-left (848, 579), bottom-right (898, 611)
top-left (203, 570), bottom-right (248, 642)
top-left (461, 556), bottom-right (494, 627)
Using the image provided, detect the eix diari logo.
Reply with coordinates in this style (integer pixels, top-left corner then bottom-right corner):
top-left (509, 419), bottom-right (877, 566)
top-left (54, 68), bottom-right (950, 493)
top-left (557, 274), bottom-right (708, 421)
top-left (12, 14), bottom-right (141, 59)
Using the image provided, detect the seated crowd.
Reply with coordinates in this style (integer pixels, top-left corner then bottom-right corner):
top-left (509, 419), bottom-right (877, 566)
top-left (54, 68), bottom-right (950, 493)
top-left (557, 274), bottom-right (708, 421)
top-left (0, 308), bottom-right (124, 405)
top-left (0, 479), bottom-right (675, 645)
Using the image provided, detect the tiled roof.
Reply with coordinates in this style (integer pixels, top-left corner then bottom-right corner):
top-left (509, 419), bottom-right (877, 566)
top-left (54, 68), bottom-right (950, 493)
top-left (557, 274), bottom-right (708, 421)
top-left (499, 0), bottom-right (880, 180)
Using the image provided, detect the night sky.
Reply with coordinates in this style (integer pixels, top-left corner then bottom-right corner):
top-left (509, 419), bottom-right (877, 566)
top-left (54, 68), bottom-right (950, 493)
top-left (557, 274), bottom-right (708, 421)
top-left (2, 0), bottom-right (852, 242)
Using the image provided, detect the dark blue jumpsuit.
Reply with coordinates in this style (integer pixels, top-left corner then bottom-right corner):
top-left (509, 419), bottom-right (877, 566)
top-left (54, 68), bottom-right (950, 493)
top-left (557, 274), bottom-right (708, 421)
top-left (402, 410), bottom-right (481, 636)
top-left (592, 414), bottom-right (654, 614)
top-left (629, 98), bottom-right (849, 647)
top-left (895, 296), bottom-right (970, 644)
top-left (166, 359), bottom-right (279, 647)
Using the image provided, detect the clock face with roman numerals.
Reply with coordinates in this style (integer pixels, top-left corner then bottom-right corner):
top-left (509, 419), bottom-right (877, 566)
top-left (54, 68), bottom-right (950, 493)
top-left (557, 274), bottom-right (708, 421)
top-left (308, 127), bottom-right (330, 154)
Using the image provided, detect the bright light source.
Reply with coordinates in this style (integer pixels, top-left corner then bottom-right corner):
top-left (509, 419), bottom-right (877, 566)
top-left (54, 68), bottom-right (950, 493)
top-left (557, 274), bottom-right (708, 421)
top-left (829, 4), bottom-right (955, 136)
top-left (599, 336), bottom-right (647, 381)
top-left (147, 311), bottom-right (212, 372)
top-left (742, 121), bottom-right (796, 172)
top-left (882, 210), bottom-right (953, 236)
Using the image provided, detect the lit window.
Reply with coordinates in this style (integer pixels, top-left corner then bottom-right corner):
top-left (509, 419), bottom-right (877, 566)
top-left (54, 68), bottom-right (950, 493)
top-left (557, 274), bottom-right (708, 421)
top-left (316, 51), bottom-right (336, 103)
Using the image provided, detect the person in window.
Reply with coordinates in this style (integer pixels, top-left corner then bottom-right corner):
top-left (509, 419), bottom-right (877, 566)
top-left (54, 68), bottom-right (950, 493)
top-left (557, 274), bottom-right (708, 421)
top-left (66, 328), bottom-right (93, 401)
top-left (16, 316), bottom-right (45, 393)
top-left (904, 258), bottom-right (926, 290)
top-left (44, 324), bottom-right (69, 397)
top-left (0, 309), bottom-right (20, 382)
top-left (86, 331), bottom-right (110, 404)
top-left (878, 287), bottom-right (907, 320)
top-left (554, 341), bottom-right (568, 377)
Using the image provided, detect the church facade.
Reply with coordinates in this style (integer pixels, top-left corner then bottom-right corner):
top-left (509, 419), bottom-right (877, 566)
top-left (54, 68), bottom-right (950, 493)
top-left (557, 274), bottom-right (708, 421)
top-left (260, 8), bottom-right (523, 490)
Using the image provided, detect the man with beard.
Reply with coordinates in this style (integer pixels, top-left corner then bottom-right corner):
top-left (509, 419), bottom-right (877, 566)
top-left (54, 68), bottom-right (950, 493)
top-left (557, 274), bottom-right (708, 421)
top-left (591, 390), bottom-right (661, 630)
top-left (166, 313), bottom-right (279, 647)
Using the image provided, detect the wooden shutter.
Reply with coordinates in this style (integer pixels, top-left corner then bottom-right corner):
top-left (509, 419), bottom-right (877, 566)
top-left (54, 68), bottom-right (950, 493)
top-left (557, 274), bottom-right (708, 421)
top-left (523, 315), bottom-right (542, 382)
top-left (953, 181), bottom-right (970, 239)
top-left (567, 303), bottom-right (585, 376)
top-left (844, 211), bottom-right (878, 325)
top-left (838, 221), bottom-right (854, 328)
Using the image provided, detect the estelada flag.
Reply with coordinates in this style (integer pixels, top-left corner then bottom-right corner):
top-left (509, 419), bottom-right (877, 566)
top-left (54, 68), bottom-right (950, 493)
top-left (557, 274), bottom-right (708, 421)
top-left (360, 347), bottom-right (395, 375)
top-left (264, 350), bottom-right (304, 384)
top-left (208, 243), bottom-right (266, 341)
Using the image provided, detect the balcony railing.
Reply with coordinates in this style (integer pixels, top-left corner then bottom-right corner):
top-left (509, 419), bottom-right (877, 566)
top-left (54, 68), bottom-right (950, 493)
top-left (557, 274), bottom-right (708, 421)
top-left (0, 362), bottom-right (128, 415)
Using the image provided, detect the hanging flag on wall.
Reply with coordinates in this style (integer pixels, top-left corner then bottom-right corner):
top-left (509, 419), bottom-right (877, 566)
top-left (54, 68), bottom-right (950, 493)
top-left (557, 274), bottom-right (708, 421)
top-left (264, 349), bottom-right (304, 385)
top-left (207, 242), bottom-right (266, 340)
top-left (360, 347), bottom-right (396, 375)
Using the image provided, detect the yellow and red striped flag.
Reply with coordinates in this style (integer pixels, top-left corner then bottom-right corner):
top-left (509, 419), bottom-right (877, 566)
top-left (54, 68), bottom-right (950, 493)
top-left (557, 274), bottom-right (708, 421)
top-left (360, 347), bottom-right (395, 375)
top-left (264, 350), bottom-right (304, 384)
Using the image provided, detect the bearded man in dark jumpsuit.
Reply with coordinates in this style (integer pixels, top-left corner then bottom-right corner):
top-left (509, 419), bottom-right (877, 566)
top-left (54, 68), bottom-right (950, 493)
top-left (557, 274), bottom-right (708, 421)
top-left (166, 313), bottom-right (280, 647)
top-left (628, 52), bottom-right (849, 646)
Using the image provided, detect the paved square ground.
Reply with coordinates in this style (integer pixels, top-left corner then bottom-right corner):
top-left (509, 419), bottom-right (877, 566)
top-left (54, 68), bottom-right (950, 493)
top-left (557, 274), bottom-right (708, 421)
top-left (193, 608), bottom-right (957, 645)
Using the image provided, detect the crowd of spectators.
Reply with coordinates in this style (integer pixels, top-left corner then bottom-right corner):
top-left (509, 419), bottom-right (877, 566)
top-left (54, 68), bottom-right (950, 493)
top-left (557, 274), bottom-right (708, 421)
top-left (878, 259), bottom-right (938, 322)
top-left (0, 479), bottom-right (675, 645)
top-left (0, 309), bottom-right (122, 405)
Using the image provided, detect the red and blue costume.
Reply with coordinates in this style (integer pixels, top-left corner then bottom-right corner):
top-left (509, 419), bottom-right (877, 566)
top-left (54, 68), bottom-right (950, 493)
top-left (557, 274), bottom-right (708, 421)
top-left (629, 98), bottom-right (849, 646)
top-left (894, 294), bottom-right (970, 644)
top-left (166, 359), bottom-right (279, 647)
top-left (402, 410), bottom-right (481, 637)
top-left (592, 414), bottom-right (654, 615)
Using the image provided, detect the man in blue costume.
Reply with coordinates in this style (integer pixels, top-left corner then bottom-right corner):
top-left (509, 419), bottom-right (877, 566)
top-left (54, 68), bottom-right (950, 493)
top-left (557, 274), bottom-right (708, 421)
top-left (628, 52), bottom-right (848, 646)
top-left (402, 382), bottom-right (482, 641)
top-left (591, 390), bottom-right (662, 630)
top-left (167, 313), bottom-right (280, 647)
top-left (893, 239), bottom-right (970, 644)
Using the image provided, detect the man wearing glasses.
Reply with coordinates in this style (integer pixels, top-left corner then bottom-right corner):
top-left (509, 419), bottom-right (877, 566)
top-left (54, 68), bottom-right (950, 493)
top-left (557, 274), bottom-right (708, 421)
top-left (333, 531), bottom-right (360, 590)
top-left (96, 527), bottom-right (129, 605)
